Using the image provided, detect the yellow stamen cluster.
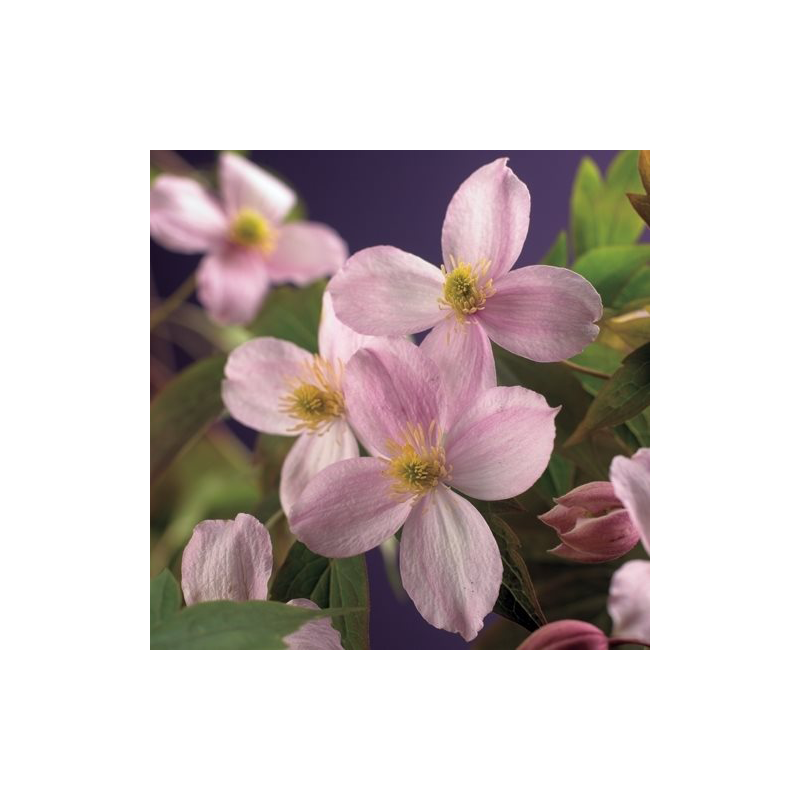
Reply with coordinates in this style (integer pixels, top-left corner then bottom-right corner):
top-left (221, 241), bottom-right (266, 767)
top-left (439, 256), bottom-right (495, 323)
top-left (230, 208), bottom-right (276, 253)
top-left (383, 422), bottom-right (450, 501)
top-left (280, 356), bottom-right (345, 434)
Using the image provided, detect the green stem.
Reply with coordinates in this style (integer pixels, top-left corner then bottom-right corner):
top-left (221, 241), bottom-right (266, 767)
top-left (560, 360), bottom-right (611, 380)
top-left (151, 273), bottom-right (197, 331)
top-left (265, 508), bottom-right (286, 530)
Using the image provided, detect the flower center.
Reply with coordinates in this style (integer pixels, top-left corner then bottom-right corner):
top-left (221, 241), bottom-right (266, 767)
top-left (280, 356), bottom-right (345, 434)
top-left (439, 256), bottom-right (495, 322)
top-left (383, 422), bottom-right (450, 501)
top-left (230, 208), bottom-right (276, 252)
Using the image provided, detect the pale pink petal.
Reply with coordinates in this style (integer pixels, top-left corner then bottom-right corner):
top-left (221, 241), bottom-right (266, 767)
top-left (517, 620), bottom-right (609, 650)
top-left (420, 317), bottom-right (496, 428)
top-left (610, 448), bottom-right (650, 553)
top-left (441, 158), bottom-right (530, 281)
top-left (284, 599), bottom-right (343, 650)
top-left (399, 487), bottom-right (502, 641)
top-left (548, 509), bottom-right (639, 563)
top-left (555, 481), bottom-right (621, 513)
top-left (181, 513), bottom-right (272, 605)
top-left (608, 560), bottom-right (650, 643)
top-left (328, 246), bottom-right (446, 335)
top-left (150, 175), bottom-right (228, 253)
top-left (479, 265), bottom-right (602, 362)
top-left (222, 336), bottom-right (312, 435)
top-left (446, 386), bottom-right (558, 500)
top-left (265, 221), bottom-right (348, 286)
top-left (318, 291), bottom-right (391, 366)
top-left (343, 340), bottom-right (445, 458)
top-left (218, 153), bottom-right (296, 224)
top-left (279, 418), bottom-right (359, 516)
top-left (196, 246), bottom-right (271, 325)
top-left (289, 458), bottom-right (413, 557)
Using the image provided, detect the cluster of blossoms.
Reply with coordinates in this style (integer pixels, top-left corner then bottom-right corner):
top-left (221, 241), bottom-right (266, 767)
top-left (151, 153), bottom-right (650, 648)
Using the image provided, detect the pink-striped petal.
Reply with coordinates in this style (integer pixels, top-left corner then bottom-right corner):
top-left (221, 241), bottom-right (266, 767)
top-left (547, 509), bottom-right (639, 563)
top-left (318, 291), bottom-right (390, 366)
top-left (150, 175), bottom-right (228, 253)
top-left (343, 340), bottom-right (445, 458)
top-left (222, 337), bottom-right (312, 435)
top-left (328, 246), bottom-right (446, 335)
top-left (219, 153), bottom-right (296, 224)
top-left (446, 386), bottom-right (558, 500)
top-left (480, 265), bottom-right (602, 362)
top-left (610, 448), bottom-right (650, 553)
top-left (554, 481), bottom-right (621, 513)
top-left (284, 599), bottom-right (343, 650)
top-left (181, 513), bottom-right (272, 605)
top-left (608, 560), bottom-right (650, 643)
top-left (441, 158), bottom-right (530, 282)
top-left (279, 418), bottom-right (359, 516)
top-left (399, 487), bottom-right (502, 641)
top-left (289, 458), bottom-right (413, 557)
top-left (266, 221), bottom-right (348, 286)
top-left (420, 317), bottom-right (496, 429)
top-left (196, 246), bottom-right (271, 325)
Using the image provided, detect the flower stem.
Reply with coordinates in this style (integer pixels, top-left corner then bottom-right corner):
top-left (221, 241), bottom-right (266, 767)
top-left (265, 508), bottom-right (286, 530)
top-left (151, 273), bottom-right (197, 331)
top-left (560, 360), bottom-right (611, 380)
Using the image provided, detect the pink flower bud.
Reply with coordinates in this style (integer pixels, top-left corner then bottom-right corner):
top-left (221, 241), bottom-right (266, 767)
top-left (539, 481), bottom-right (640, 563)
top-left (518, 620), bottom-right (609, 650)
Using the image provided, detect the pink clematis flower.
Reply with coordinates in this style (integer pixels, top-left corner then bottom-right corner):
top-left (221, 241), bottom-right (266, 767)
top-left (608, 448), bottom-right (650, 643)
top-left (327, 158), bottom-right (602, 377)
top-left (288, 339), bottom-right (558, 641)
top-left (150, 153), bottom-right (347, 325)
top-left (222, 292), bottom-right (395, 516)
top-left (181, 513), bottom-right (342, 649)
top-left (540, 481), bottom-right (640, 563)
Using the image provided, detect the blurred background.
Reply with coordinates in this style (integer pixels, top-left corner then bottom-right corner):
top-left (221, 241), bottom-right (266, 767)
top-left (151, 150), bottom-right (648, 649)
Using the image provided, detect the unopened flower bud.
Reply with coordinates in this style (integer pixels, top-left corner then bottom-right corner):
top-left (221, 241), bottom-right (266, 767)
top-left (518, 620), bottom-right (609, 650)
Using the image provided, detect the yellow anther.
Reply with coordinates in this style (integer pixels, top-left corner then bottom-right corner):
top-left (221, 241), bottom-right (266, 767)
top-left (383, 421), bottom-right (450, 501)
top-left (438, 256), bottom-right (495, 323)
top-left (280, 356), bottom-right (345, 434)
top-left (230, 208), bottom-right (276, 252)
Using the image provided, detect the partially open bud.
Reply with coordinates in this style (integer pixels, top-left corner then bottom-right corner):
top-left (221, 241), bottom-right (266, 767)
top-left (539, 481), bottom-right (640, 563)
top-left (518, 620), bottom-right (609, 650)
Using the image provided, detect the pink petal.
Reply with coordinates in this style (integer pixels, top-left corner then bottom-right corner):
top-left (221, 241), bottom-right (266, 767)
top-left (318, 291), bottom-right (391, 366)
top-left (196, 246), bottom-right (271, 325)
top-left (284, 599), bottom-right (343, 650)
top-left (399, 487), bottom-right (502, 641)
top-left (610, 448), bottom-right (650, 553)
top-left (441, 158), bottom-right (530, 281)
top-left (266, 221), bottom-right (348, 286)
top-left (548, 509), bottom-right (639, 563)
top-left (419, 317), bottom-right (496, 429)
top-left (218, 153), bottom-right (296, 224)
top-left (222, 336), bottom-right (312, 434)
top-left (446, 386), bottom-right (558, 501)
top-left (150, 175), bottom-right (228, 253)
top-left (608, 560), bottom-right (650, 643)
top-left (517, 620), bottom-right (609, 650)
top-left (279, 418), bottom-right (359, 516)
top-left (343, 340), bottom-right (445, 458)
top-left (328, 246), bottom-right (447, 335)
top-left (289, 457), bottom-right (413, 557)
top-left (479, 265), bottom-right (602, 362)
top-left (181, 513), bottom-right (272, 605)
top-left (554, 481), bottom-right (621, 513)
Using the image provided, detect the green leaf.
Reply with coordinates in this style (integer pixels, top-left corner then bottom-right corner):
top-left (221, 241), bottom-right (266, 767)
top-left (150, 570), bottom-right (182, 627)
top-left (150, 600), bottom-right (337, 650)
top-left (570, 157), bottom-right (604, 259)
top-left (247, 280), bottom-right (325, 350)
top-left (533, 453), bottom-right (576, 501)
top-left (486, 512), bottom-right (546, 632)
top-left (150, 356), bottom-right (226, 482)
top-left (565, 344), bottom-right (650, 446)
top-left (573, 244), bottom-right (650, 308)
top-left (270, 541), bottom-right (370, 649)
top-left (541, 230), bottom-right (568, 267)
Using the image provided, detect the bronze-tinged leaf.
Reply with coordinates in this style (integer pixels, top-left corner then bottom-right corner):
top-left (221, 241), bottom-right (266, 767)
top-left (627, 192), bottom-right (650, 226)
top-left (638, 150), bottom-right (650, 195)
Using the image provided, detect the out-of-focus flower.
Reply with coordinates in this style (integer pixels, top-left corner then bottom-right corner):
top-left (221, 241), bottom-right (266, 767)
top-left (150, 153), bottom-right (347, 325)
top-left (222, 292), bottom-right (396, 515)
top-left (608, 560), bottom-right (650, 643)
top-left (288, 340), bottom-right (558, 641)
top-left (181, 512), bottom-right (342, 649)
top-left (610, 448), bottom-right (650, 552)
top-left (517, 620), bottom-right (609, 650)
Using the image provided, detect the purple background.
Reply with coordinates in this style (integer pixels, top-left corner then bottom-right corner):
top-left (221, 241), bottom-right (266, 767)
top-left (152, 150), bottom-right (620, 649)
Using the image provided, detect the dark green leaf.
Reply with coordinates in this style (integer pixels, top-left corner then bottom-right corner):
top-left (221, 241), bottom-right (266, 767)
top-left (573, 245), bottom-right (650, 308)
top-left (533, 453), bottom-right (576, 501)
top-left (150, 570), bottom-right (182, 627)
top-left (541, 230), bottom-right (568, 267)
top-left (247, 280), bottom-right (325, 350)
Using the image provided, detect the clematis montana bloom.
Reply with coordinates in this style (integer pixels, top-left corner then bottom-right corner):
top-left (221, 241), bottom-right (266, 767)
top-left (288, 340), bottom-right (558, 641)
top-left (328, 158), bottom-right (602, 367)
top-left (222, 292), bottom-right (394, 516)
top-left (150, 153), bottom-right (347, 325)
top-left (608, 448), bottom-right (650, 643)
top-left (181, 513), bottom-right (342, 649)
top-left (540, 481), bottom-right (640, 563)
